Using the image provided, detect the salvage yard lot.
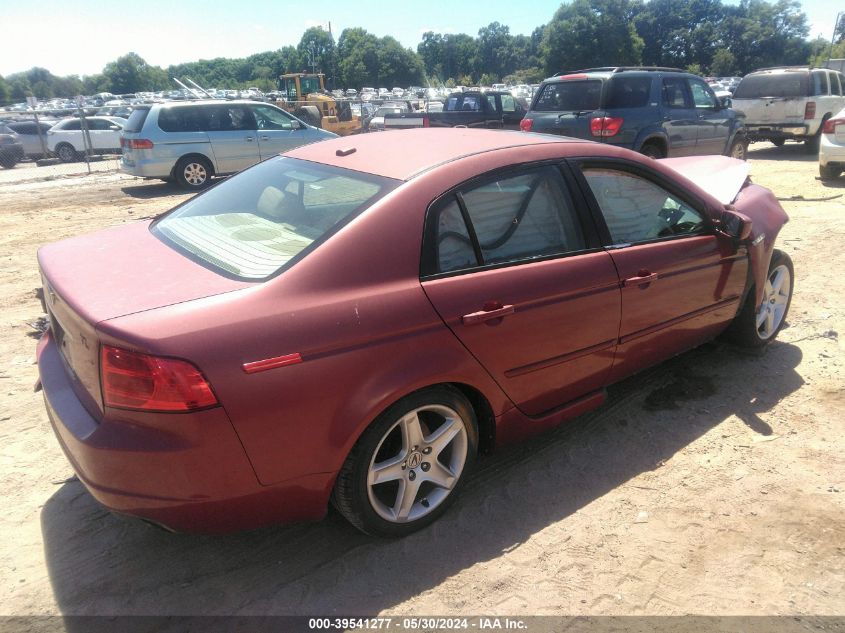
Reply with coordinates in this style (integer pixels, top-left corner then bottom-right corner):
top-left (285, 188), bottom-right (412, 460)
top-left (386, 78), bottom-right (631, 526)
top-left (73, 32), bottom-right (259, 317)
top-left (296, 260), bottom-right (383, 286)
top-left (1, 143), bottom-right (843, 618)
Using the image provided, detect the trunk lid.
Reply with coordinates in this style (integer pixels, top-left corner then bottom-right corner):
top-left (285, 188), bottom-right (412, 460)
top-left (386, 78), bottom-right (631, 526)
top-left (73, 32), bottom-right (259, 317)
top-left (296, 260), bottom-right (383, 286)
top-left (38, 221), bottom-right (253, 413)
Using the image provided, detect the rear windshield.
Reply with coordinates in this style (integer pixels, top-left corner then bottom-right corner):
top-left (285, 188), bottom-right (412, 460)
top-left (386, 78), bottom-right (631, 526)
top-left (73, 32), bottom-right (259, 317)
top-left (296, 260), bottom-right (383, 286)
top-left (533, 80), bottom-right (602, 112)
top-left (605, 76), bottom-right (652, 108)
top-left (152, 157), bottom-right (399, 281)
top-left (123, 106), bottom-right (151, 133)
top-left (734, 73), bottom-right (809, 99)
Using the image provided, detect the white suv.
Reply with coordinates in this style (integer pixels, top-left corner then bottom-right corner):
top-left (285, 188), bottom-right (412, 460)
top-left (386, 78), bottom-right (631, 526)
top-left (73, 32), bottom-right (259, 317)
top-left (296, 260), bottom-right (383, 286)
top-left (47, 116), bottom-right (126, 162)
top-left (732, 67), bottom-right (845, 153)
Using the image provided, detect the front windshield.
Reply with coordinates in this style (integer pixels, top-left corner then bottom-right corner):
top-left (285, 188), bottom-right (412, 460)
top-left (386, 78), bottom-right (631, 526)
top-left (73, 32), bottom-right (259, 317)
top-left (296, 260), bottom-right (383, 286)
top-left (152, 157), bottom-right (399, 280)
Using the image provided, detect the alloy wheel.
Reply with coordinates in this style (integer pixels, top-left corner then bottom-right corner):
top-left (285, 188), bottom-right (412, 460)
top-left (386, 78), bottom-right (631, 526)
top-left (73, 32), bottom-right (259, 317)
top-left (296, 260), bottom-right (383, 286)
top-left (183, 162), bottom-right (208, 186)
top-left (756, 264), bottom-right (791, 340)
top-left (366, 404), bottom-right (468, 523)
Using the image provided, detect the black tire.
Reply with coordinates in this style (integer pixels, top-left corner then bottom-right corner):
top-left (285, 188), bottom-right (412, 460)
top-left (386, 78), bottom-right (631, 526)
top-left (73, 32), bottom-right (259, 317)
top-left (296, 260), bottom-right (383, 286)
top-left (332, 386), bottom-right (478, 537)
top-left (804, 130), bottom-right (823, 154)
top-left (771, 138), bottom-right (785, 147)
top-left (724, 249), bottom-right (794, 348)
top-left (727, 136), bottom-right (748, 160)
top-left (55, 143), bottom-right (79, 163)
top-left (640, 142), bottom-right (666, 159)
top-left (819, 163), bottom-right (842, 181)
top-left (174, 156), bottom-right (213, 191)
top-left (294, 105), bottom-right (322, 128)
top-left (0, 155), bottom-right (18, 169)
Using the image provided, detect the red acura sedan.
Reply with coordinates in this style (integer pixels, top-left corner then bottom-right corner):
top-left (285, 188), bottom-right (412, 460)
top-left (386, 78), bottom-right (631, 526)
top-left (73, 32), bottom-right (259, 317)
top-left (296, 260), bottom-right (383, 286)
top-left (36, 129), bottom-right (792, 536)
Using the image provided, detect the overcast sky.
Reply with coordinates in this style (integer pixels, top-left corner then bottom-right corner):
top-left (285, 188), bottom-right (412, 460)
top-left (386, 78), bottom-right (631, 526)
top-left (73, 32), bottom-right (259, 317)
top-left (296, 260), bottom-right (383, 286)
top-left (0, 0), bottom-right (836, 78)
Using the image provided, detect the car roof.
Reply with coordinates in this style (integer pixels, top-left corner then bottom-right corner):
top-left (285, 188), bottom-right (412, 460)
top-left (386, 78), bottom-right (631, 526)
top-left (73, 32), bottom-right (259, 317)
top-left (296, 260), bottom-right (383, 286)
top-left (286, 128), bottom-right (589, 181)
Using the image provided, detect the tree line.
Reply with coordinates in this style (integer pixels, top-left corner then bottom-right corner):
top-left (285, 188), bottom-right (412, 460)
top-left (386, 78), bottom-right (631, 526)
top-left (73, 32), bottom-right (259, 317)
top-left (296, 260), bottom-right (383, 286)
top-left (1, 0), bottom-right (842, 104)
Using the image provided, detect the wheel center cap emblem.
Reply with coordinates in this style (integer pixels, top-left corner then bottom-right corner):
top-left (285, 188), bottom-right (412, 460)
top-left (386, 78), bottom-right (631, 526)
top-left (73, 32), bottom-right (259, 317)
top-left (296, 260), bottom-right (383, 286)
top-left (408, 451), bottom-right (423, 469)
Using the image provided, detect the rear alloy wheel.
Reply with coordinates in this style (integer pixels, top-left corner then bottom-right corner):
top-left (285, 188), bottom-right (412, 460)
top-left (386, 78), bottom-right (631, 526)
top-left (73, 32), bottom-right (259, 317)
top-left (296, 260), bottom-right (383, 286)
top-left (725, 249), bottom-right (793, 348)
top-left (728, 136), bottom-right (748, 160)
top-left (332, 386), bottom-right (477, 536)
top-left (175, 156), bottom-right (212, 190)
top-left (55, 143), bottom-right (78, 163)
top-left (640, 142), bottom-right (666, 159)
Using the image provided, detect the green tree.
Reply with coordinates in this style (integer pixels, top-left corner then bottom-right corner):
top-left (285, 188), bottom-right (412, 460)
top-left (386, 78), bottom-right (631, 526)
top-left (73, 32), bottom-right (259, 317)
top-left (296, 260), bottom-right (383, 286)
top-left (298, 27), bottom-right (335, 76)
top-left (542, 0), bottom-right (644, 75)
top-left (102, 53), bottom-right (168, 93)
top-left (719, 0), bottom-right (809, 73)
top-left (709, 48), bottom-right (736, 75)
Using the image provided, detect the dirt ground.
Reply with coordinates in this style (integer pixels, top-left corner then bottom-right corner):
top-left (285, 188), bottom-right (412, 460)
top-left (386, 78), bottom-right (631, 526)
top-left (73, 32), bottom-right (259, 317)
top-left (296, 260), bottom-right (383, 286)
top-left (0, 142), bottom-right (843, 622)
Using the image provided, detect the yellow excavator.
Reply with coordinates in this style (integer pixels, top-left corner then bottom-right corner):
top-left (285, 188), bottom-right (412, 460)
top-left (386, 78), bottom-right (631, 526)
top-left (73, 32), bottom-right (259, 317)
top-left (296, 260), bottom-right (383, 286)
top-left (277, 73), bottom-right (362, 136)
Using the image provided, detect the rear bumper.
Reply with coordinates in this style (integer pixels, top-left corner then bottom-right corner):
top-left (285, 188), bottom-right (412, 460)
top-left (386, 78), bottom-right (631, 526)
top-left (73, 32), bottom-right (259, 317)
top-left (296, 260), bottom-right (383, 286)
top-left (119, 154), bottom-right (173, 179)
top-left (820, 133), bottom-right (845, 168)
top-left (37, 332), bottom-right (333, 533)
top-left (746, 124), bottom-right (810, 140)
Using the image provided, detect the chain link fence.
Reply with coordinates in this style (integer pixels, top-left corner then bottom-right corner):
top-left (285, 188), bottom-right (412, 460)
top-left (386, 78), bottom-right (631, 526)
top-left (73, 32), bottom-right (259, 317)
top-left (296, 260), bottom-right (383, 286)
top-left (0, 105), bottom-right (123, 186)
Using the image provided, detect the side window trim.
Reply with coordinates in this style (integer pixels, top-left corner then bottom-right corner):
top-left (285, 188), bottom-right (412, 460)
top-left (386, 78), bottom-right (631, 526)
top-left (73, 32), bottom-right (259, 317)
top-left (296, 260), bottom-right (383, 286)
top-left (569, 157), bottom-right (714, 248)
top-left (454, 191), bottom-right (484, 265)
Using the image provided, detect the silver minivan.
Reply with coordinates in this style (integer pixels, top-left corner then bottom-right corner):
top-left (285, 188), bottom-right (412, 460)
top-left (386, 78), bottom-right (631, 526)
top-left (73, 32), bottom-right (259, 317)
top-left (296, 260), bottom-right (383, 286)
top-left (120, 100), bottom-right (337, 189)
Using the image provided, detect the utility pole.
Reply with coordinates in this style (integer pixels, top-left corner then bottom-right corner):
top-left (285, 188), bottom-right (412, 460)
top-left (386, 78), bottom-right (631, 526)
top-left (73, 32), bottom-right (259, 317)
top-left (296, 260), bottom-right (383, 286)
top-left (830, 11), bottom-right (844, 66)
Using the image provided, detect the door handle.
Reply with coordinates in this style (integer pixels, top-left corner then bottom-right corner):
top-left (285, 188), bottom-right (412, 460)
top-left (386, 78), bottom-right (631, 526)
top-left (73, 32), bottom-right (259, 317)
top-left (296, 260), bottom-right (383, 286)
top-left (462, 303), bottom-right (515, 325)
top-left (624, 271), bottom-right (659, 287)
top-left (245, 136), bottom-right (254, 142)
top-left (260, 135), bottom-right (270, 140)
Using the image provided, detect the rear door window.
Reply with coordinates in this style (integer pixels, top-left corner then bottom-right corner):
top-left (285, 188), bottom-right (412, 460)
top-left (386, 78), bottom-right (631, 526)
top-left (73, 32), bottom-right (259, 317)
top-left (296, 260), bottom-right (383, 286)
top-left (533, 80), bottom-right (603, 112)
top-left (605, 77), bottom-right (651, 109)
top-left (204, 105), bottom-right (256, 131)
top-left (426, 166), bottom-right (587, 274)
top-left (662, 78), bottom-right (692, 108)
top-left (61, 120), bottom-right (82, 131)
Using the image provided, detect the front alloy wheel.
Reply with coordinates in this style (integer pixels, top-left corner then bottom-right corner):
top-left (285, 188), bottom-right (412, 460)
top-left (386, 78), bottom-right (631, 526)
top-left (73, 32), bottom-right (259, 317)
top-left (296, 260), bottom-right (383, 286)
top-left (333, 387), bottom-right (477, 536)
top-left (724, 249), bottom-right (793, 348)
top-left (755, 262), bottom-right (791, 341)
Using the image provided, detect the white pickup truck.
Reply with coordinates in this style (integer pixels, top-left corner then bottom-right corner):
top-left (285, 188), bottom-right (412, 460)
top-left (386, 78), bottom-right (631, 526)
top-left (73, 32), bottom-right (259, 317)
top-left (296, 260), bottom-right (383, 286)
top-left (732, 66), bottom-right (845, 153)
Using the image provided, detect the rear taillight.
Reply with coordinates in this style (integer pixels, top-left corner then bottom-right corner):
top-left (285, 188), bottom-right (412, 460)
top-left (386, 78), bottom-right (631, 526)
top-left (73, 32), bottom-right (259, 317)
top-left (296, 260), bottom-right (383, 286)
top-left (823, 117), bottom-right (843, 134)
top-left (423, 116), bottom-right (430, 128)
top-left (519, 118), bottom-right (533, 132)
top-left (121, 138), bottom-right (153, 149)
top-left (590, 116), bottom-right (624, 137)
top-left (100, 345), bottom-right (218, 412)
top-left (804, 102), bottom-right (816, 120)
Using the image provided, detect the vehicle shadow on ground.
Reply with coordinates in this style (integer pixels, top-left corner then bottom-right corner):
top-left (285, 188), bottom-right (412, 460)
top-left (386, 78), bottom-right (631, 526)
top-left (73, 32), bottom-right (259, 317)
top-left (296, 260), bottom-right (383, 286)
top-left (41, 340), bottom-right (804, 618)
top-left (120, 181), bottom-right (190, 199)
top-left (746, 143), bottom-right (817, 162)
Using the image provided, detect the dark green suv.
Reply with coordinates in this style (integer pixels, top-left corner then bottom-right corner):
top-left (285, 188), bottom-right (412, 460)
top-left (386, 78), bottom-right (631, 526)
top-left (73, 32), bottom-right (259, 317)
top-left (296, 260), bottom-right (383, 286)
top-left (520, 67), bottom-right (748, 159)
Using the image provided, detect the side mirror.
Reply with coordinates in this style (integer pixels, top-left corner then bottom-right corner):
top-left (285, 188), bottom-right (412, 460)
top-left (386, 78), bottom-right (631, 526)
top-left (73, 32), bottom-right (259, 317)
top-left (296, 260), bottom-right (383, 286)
top-left (718, 207), bottom-right (752, 240)
top-left (719, 96), bottom-right (732, 109)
